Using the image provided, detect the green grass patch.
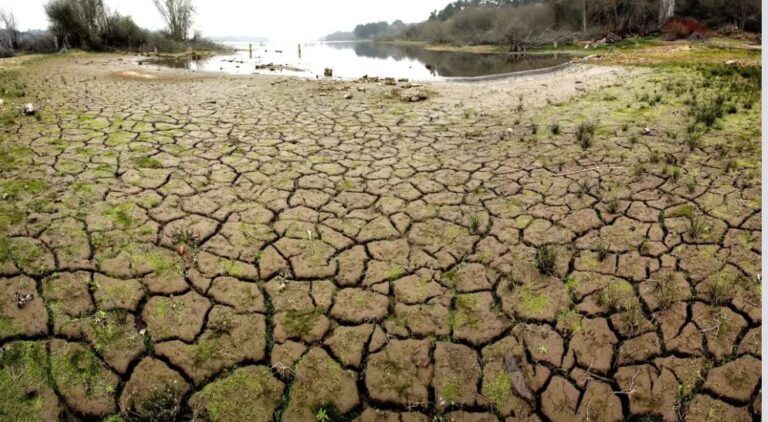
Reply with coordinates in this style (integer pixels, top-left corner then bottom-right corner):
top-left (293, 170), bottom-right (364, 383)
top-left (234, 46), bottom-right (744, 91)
top-left (131, 157), bottom-right (162, 169)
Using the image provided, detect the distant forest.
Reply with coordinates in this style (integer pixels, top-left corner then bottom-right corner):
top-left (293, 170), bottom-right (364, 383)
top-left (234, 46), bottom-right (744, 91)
top-left (327, 0), bottom-right (761, 46)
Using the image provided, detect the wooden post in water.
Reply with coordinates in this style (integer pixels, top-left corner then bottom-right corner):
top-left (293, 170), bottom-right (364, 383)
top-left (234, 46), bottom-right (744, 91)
top-left (298, 44), bottom-right (302, 59)
top-left (249, 43), bottom-right (252, 59)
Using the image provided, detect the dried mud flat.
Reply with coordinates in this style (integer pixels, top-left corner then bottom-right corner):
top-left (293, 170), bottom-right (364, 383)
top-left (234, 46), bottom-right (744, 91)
top-left (0, 54), bottom-right (761, 421)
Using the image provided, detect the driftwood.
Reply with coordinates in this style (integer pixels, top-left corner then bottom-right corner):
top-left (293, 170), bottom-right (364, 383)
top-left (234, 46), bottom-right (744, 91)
top-left (554, 165), bottom-right (624, 177)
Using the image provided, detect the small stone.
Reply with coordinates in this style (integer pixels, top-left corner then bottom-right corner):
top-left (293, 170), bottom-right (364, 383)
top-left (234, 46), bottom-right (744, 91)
top-left (15, 292), bottom-right (33, 308)
top-left (23, 103), bottom-right (35, 115)
top-left (344, 93), bottom-right (353, 100)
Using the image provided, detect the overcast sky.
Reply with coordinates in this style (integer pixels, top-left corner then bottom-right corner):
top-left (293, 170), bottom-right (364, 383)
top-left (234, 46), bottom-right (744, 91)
top-left (0, 0), bottom-right (451, 41)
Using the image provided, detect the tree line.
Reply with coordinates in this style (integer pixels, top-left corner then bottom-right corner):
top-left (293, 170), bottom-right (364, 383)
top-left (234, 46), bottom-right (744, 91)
top-left (347, 0), bottom-right (760, 47)
top-left (354, 21), bottom-right (407, 40)
top-left (0, 0), bottom-right (220, 56)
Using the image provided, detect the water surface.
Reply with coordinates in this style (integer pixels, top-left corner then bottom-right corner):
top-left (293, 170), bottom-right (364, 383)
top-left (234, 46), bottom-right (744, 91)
top-left (142, 41), bottom-right (571, 81)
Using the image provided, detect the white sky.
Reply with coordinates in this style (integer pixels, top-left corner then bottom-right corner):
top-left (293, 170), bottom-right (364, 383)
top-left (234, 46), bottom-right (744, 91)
top-left (0, 0), bottom-right (451, 41)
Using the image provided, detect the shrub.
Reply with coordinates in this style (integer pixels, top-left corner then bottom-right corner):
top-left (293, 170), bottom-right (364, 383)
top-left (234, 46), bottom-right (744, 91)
top-left (535, 245), bottom-right (557, 276)
top-left (102, 14), bottom-right (148, 49)
top-left (576, 121), bottom-right (595, 149)
top-left (661, 17), bottom-right (709, 40)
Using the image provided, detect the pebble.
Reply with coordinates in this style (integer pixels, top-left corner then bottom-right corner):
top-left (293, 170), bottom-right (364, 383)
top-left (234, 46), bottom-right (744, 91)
top-left (23, 103), bottom-right (35, 115)
top-left (15, 292), bottom-right (33, 309)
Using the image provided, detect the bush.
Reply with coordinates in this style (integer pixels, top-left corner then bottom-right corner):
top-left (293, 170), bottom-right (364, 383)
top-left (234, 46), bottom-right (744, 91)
top-left (661, 17), bottom-right (709, 40)
top-left (102, 14), bottom-right (147, 49)
top-left (535, 245), bottom-right (557, 276)
top-left (45, 0), bottom-right (106, 49)
top-left (577, 121), bottom-right (596, 149)
top-left (18, 31), bottom-right (58, 53)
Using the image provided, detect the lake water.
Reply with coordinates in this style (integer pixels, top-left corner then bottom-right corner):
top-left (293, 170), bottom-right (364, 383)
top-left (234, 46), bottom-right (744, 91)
top-left (142, 41), bottom-right (572, 81)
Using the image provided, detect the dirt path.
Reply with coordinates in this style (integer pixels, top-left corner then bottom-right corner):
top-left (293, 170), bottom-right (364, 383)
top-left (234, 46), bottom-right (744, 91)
top-left (0, 54), bottom-right (760, 421)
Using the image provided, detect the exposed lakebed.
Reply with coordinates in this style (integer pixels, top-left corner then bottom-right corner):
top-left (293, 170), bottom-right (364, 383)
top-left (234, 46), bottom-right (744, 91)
top-left (141, 41), bottom-right (572, 80)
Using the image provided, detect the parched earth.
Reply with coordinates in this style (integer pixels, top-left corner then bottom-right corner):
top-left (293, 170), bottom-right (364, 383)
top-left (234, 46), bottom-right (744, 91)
top-left (0, 54), bottom-right (760, 421)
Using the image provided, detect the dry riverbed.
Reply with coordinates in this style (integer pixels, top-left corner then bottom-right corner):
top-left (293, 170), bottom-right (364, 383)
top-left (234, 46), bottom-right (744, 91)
top-left (0, 51), bottom-right (761, 421)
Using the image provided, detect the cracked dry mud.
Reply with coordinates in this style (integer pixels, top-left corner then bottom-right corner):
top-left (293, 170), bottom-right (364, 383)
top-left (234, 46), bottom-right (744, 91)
top-left (0, 55), bottom-right (760, 421)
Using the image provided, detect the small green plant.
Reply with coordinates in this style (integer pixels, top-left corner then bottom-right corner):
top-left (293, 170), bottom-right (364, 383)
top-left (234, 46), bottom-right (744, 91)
top-left (315, 407), bottom-right (331, 422)
top-left (654, 273), bottom-right (677, 310)
top-left (140, 381), bottom-right (183, 421)
top-left (707, 274), bottom-right (732, 306)
top-left (668, 166), bottom-right (681, 183)
top-left (386, 266), bottom-right (405, 281)
top-left (632, 164), bottom-right (645, 177)
top-left (557, 309), bottom-right (584, 334)
top-left (598, 281), bottom-right (633, 311)
top-left (170, 226), bottom-right (198, 247)
top-left (606, 199), bottom-right (619, 214)
top-left (597, 241), bottom-right (610, 262)
top-left (575, 180), bottom-right (590, 198)
top-left (284, 310), bottom-right (316, 338)
top-left (131, 156), bottom-right (162, 169)
top-left (685, 131), bottom-right (702, 150)
top-left (468, 214), bottom-right (482, 234)
top-left (693, 94), bottom-right (725, 127)
top-left (535, 245), bottom-right (556, 276)
top-left (618, 303), bottom-right (646, 336)
top-left (739, 231), bottom-right (756, 248)
top-left (483, 369), bottom-right (511, 409)
top-left (685, 177), bottom-right (697, 194)
top-left (440, 380), bottom-right (461, 404)
top-left (664, 153), bottom-right (679, 166)
top-left (576, 121), bottom-right (595, 149)
top-left (687, 213), bottom-right (708, 239)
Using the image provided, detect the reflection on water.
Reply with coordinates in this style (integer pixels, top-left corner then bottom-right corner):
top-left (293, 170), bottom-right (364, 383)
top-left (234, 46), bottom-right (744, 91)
top-left (141, 41), bottom-right (571, 81)
top-left (340, 42), bottom-right (568, 78)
